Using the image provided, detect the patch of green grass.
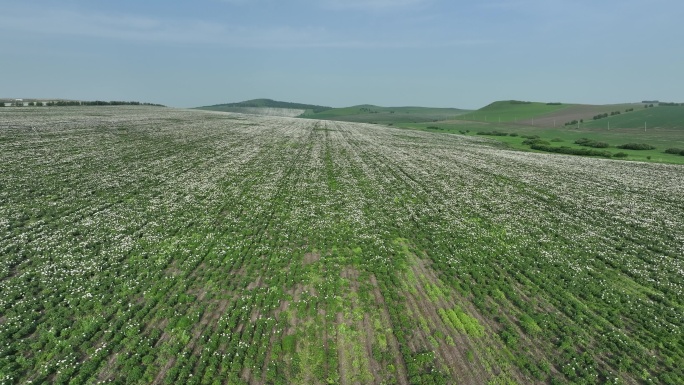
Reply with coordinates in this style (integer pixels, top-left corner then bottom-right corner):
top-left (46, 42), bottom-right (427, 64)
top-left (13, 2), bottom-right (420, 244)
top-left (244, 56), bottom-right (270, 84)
top-left (395, 121), bottom-right (684, 164)
top-left (493, 130), bottom-right (684, 164)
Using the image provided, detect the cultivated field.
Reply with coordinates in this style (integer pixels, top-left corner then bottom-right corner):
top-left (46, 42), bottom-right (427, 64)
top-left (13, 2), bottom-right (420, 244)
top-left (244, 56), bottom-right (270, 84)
top-left (1, 106), bottom-right (682, 385)
top-left (198, 107), bottom-right (305, 118)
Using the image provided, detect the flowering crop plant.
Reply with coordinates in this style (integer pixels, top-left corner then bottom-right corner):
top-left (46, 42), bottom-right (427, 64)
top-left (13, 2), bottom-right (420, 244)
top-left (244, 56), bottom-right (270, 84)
top-left (0, 106), bottom-right (682, 384)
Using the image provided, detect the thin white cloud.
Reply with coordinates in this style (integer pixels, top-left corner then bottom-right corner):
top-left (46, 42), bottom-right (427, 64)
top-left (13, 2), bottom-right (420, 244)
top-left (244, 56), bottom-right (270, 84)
top-left (0, 5), bottom-right (487, 49)
top-left (212, 0), bottom-right (432, 11)
top-left (0, 8), bottom-right (327, 47)
top-left (321, 0), bottom-right (430, 11)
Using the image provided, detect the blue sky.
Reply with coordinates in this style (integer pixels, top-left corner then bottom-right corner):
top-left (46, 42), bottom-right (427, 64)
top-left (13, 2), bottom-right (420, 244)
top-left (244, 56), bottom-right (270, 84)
top-left (1, 0), bottom-right (682, 108)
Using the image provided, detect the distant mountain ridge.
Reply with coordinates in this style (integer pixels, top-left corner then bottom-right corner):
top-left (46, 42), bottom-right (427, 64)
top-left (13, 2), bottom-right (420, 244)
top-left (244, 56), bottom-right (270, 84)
top-left (198, 99), bottom-right (333, 113)
top-left (196, 98), bottom-right (684, 129)
top-left (196, 99), bottom-right (471, 124)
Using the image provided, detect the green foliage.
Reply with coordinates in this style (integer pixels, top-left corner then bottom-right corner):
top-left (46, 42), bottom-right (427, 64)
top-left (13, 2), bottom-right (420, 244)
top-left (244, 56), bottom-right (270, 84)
top-left (575, 138), bottom-right (609, 148)
top-left (2, 106), bottom-right (683, 385)
top-left (439, 307), bottom-right (484, 337)
top-left (43, 100), bottom-right (165, 107)
top-left (477, 130), bottom-right (510, 136)
top-left (617, 143), bottom-right (656, 150)
top-left (519, 314), bottom-right (542, 335)
top-left (659, 102), bottom-right (683, 107)
top-left (522, 138), bottom-right (550, 146)
top-left (530, 143), bottom-right (613, 157)
top-left (282, 335), bottom-right (297, 354)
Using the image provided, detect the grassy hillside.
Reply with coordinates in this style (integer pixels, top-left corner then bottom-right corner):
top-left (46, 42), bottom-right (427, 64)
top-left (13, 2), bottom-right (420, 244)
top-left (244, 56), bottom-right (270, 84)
top-left (300, 105), bottom-right (469, 124)
top-left (457, 101), bottom-right (663, 129)
top-left (397, 120), bottom-right (684, 164)
top-left (582, 105), bottom-right (684, 129)
top-left (458, 100), bottom-right (571, 123)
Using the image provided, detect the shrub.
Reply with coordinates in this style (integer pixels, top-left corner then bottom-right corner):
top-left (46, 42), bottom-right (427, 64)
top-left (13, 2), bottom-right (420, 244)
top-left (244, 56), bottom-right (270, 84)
top-left (575, 138), bottom-right (609, 148)
top-left (523, 138), bottom-right (550, 146)
top-left (613, 152), bottom-right (629, 158)
top-left (617, 143), bottom-right (656, 150)
top-left (477, 130), bottom-right (509, 136)
top-left (664, 148), bottom-right (684, 155)
top-left (551, 138), bottom-right (564, 142)
top-left (530, 144), bottom-right (612, 157)
top-left (659, 102), bottom-right (683, 107)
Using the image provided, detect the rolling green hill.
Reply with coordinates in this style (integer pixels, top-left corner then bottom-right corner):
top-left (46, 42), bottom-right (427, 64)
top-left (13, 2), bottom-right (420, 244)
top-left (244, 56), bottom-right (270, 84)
top-left (300, 105), bottom-right (469, 124)
top-left (458, 100), bottom-right (571, 123)
top-left (197, 100), bottom-right (468, 123)
top-left (582, 105), bottom-right (684, 129)
top-left (197, 98), bottom-right (684, 132)
top-left (455, 101), bottom-right (673, 129)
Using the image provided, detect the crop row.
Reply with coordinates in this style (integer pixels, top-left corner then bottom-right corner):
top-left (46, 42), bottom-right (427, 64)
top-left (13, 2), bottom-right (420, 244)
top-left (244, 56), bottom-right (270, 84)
top-left (0, 106), bottom-right (682, 384)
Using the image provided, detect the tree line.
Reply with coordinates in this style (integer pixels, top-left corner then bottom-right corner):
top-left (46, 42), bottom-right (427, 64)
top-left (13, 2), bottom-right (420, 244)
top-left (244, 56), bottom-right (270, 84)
top-left (1, 100), bottom-right (165, 107)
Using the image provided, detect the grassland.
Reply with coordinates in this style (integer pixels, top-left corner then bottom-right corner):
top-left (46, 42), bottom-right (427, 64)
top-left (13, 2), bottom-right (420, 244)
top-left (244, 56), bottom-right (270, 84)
top-left (397, 101), bottom-right (684, 164)
top-left (1, 106), bottom-right (683, 385)
top-left (299, 105), bottom-right (468, 124)
top-left (399, 121), bottom-right (684, 164)
top-left (457, 101), bottom-right (571, 123)
top-left (582, 105), bottom-right (684, 130)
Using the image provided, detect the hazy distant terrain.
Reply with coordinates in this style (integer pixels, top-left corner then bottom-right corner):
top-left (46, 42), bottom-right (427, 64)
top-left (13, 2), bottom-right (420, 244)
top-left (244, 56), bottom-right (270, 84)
top-left (196, 99), bottom-right (470, 124)
top-left (196, 98), bottom-right (331, 116)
